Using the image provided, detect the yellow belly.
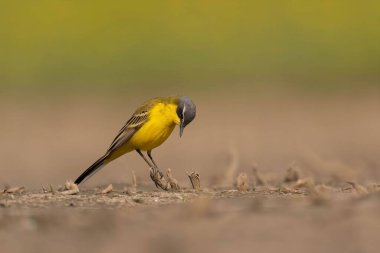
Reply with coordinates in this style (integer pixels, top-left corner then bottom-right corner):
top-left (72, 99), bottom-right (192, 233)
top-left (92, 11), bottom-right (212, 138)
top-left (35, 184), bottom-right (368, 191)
top-left (128, 118), bottom-right (177, 151)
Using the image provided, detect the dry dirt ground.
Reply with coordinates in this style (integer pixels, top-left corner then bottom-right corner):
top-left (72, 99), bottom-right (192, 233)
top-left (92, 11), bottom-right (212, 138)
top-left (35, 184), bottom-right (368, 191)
top-left (1, 183), bottom-right (380, 253)
top-left (1, 94), bottom-right (380, 252)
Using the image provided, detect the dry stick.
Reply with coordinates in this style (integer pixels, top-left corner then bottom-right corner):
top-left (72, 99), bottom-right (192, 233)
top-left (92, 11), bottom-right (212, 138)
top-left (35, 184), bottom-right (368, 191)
top-left (294, 178), bottom-right (314, 188)
top-left (131, 170), bottom-right (137, 189)
top-left (101, 184), bottom-right (113, 194)
top-left (43, 185), bottom-right (55, 194)
top-left (346, 181), bottom-right (369, 196)
top-left (187, 171), bottom-right (201, 191)
top-left (284, 163), bottom-right (300, 183)
top-left (49, 184), bottom-right (56, 194)
top-left (124, 170), bottom-right (138, 195)
top-left (236, 173), bottom-right (250, 192)
top-left (166, 168), bottom-right (181, 191)
top-left (4, 186), bottom-right (25, 194)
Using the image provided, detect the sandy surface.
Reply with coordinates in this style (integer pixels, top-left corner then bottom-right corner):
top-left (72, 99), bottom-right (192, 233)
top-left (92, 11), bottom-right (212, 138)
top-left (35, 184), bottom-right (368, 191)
top-left (1, 94), bottom-right (380, 252)
top-left (1, 184), bottom-right (380, 253)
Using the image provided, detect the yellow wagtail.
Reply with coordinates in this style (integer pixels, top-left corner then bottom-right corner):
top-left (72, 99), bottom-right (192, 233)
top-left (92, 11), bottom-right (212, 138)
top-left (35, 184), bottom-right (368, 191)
top-left (74, 96), bottom-right (196, 190)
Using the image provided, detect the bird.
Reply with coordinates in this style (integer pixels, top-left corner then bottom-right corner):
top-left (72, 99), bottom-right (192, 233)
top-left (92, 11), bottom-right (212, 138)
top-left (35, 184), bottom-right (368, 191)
top-left (74, 96), bottom-right (196, 190)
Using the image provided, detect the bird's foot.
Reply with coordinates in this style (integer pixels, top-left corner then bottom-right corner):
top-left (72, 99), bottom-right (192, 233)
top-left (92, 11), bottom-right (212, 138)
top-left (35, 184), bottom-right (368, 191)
top-left (149, 167), bottom-right (169, 191)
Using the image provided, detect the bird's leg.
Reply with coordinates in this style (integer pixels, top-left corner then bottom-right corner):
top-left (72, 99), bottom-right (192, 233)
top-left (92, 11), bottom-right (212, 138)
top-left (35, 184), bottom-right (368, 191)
top-left (146, 150), bottom-right (169, 190)
top-left (136, 149), bottom-right (159, 188)
top-left (136, 149), bottom-right (168, 190)
top-left (136, 149), bottom-right (154, 167)
top-left (147, 150), bottom-right (163, 177)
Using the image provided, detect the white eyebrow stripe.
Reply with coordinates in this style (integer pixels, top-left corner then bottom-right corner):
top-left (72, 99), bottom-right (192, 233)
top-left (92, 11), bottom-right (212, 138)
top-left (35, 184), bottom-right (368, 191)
top-left (182, 104), bottom-right (186, 118)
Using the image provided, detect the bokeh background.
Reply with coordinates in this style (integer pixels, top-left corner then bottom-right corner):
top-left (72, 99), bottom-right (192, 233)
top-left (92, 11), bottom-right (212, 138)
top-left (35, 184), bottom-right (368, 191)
top-left (1, 1), bottom-right (380, 188)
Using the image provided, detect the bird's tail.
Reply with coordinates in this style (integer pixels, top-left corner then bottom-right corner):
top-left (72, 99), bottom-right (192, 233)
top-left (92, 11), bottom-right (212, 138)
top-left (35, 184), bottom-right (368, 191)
top-left (74, 154), bottom-right (108, 185)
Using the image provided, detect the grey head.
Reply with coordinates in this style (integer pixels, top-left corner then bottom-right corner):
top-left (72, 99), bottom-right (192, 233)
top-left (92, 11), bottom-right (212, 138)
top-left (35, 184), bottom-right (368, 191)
top-left (176, 96), bottom-right (196, 137)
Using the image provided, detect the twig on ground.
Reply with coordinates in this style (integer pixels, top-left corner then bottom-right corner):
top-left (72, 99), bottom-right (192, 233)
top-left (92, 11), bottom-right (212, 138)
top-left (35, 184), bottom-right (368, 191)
top-left (166, 168), bottom-right (181, 191)
top-left (49, 184), bottom-right (56, 194)
top-left (42, 185), bottom-right (56, 194)
top-left (346, 181), bottom-right (369, 197)
top-left (235, 172), bottom-right (250, 192)
top-left (293, 178), bottom-right (314, 188)
top-left (284, 163), bottom-right (300, 183)
top-left (187, 171), bottom-right (201, 191)
top-left (3, 186), bottom-right (25, 194)
top-left (131, 170), bottom-right (137, 189)
top-left (101, 184), bottom-right (113, 194)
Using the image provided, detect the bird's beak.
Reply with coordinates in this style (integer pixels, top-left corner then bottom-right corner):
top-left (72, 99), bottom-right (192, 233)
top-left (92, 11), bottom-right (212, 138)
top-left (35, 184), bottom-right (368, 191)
top-left (179, 121), bottom-right (185, 138)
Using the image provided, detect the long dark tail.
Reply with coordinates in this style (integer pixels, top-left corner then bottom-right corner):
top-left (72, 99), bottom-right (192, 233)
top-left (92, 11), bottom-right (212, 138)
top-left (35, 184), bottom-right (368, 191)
top-left (74, 154), bottom-right (108, 185)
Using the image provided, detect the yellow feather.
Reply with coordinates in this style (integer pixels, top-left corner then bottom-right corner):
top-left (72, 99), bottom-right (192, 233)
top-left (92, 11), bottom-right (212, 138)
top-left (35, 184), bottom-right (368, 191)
top-left (129, 102), bottom-right (179, 150)
top-left (106, 102), bottom-right (180, 162)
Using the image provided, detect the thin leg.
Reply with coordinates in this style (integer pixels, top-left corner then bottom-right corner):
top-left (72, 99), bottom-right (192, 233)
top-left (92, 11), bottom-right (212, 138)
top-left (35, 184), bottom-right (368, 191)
top-left (136, 149), bottom-right (168, 190)
top-left (136, 149), bottom-right (153, 168)
top-left (147, 150), bottom-right (161, 172)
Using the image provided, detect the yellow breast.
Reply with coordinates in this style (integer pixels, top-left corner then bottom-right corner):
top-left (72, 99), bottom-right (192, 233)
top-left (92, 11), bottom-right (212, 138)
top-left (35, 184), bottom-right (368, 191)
top-left (128, 102), bottom-right (180, 151)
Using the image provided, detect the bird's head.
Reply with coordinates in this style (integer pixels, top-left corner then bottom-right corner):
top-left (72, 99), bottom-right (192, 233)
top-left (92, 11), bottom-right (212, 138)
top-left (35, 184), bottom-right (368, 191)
top-left (177, 96), bottom-right (196, 137)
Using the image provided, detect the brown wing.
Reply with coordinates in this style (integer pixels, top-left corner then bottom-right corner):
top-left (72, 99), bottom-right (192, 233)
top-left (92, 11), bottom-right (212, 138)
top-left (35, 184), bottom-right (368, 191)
top-left (106, 101), bottom-right (153, 153)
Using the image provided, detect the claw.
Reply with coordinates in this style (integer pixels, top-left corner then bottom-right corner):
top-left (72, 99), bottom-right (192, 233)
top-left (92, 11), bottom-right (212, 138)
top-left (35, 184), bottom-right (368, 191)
top-left (149, 166), bottom-right (169, 191)
top-left (149, 168), bottom-right (159, 188)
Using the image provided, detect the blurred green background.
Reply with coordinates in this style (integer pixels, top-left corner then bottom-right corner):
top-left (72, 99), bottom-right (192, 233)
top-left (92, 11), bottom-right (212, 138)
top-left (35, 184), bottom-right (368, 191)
top-left (1, 0), bottom-right (380, 95)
